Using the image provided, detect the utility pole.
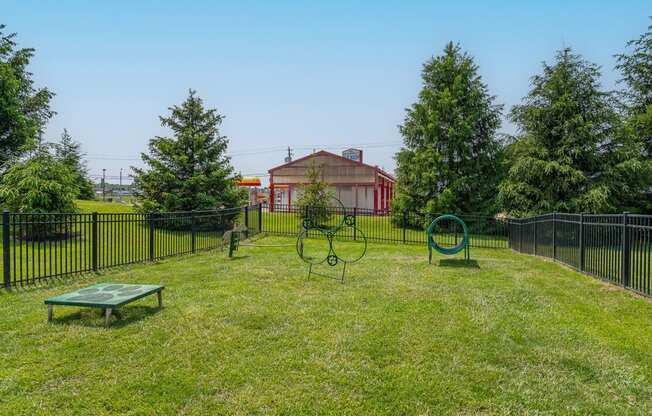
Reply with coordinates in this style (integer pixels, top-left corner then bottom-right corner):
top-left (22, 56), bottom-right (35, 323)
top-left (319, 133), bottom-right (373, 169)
top-left (284, 147), bottom-right (293, 163)
top-left (102, 169), bottom-right (106, 202)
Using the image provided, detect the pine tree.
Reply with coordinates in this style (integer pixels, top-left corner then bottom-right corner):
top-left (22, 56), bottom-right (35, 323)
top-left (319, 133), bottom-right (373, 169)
top-left (615, 18), bottom-right (652, 211)
top-left (53, 129), bottom-right (94, 200)
top-left (393, 42), bottom-right (503, 217)
top-left (498, 48), bottom-right (639, 215)
top-left (133, 90), bottom-right (246, 212)
top-left (0, 24), bottom-right (54, 169)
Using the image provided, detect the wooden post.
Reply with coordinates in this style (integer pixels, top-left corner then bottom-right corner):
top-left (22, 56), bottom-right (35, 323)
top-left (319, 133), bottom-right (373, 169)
top-left (2, 210), bottom-right (10, 289)
top-left (47, 305), bottom-right (53, 322)
top-left (157, 290), bottom-right (163, 308)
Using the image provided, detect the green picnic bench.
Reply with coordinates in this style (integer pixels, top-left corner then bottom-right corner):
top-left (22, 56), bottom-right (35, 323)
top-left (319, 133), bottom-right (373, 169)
top-left (45, 283), bottom-right (164, 327)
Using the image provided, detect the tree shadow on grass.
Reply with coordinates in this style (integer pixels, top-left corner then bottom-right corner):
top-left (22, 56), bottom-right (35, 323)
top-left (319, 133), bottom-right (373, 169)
top-left (49, 305), bottom-right (162, 329)
top-left (438, 259), bottom-right (480, 269)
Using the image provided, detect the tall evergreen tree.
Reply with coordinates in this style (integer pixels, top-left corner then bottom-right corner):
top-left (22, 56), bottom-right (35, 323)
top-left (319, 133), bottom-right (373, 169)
top-left (133, 90), bottom-right (245, 212)
top-left (0, 24), bottom-right (54, 169)
top-left (615, 18), bottom-right (652, 211)
top-left (53, 129), bottom-right (95, 200)
top-left (393, 42), bottom-right (503, 216)
top-left (616, 18), bottom-right (652, 117)
top-left (498, 48), bottom-right (643, 215)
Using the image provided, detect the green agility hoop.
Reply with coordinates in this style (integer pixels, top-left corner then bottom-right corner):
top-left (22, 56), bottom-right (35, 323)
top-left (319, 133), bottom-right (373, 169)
top-left (427, 214), bottom-right (470, 263)
top-left (296, 197), bottom-right (367, 283)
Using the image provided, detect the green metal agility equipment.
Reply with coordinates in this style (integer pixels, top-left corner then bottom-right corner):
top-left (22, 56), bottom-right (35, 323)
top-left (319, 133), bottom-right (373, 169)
top-left (296, 198), bottom-right (367, 283)
top-left (225, 224), bottom-right (294, 258)
top-left (427, 214), bottom-right (470, 263)
top-left (44, 283), bottom-right (164, 327)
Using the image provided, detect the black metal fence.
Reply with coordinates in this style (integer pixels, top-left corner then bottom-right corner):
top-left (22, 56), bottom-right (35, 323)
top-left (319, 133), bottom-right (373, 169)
top-left (265, 204), bottom-right (509, 248)
top-left (509, 213), bottom-right (652, 297)
top-left (8, 202), bottom-right (648, 296)
top-left (1, 205), bottom-right (262, 288)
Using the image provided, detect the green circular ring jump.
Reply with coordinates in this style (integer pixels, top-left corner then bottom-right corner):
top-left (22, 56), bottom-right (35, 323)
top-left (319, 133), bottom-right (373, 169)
top-left (427, 214), bottom-right (470, 262)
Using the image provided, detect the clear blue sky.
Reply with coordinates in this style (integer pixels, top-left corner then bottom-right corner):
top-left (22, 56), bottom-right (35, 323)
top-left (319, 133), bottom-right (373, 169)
top-left (3, 1), bottom-right (650, 184)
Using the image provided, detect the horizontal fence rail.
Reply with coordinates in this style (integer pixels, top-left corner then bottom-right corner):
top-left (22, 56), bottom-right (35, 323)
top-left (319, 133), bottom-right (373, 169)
top-left (509, 212), bottom-right (652, 297)
top-left (2, 205), bottom-right (259, 288)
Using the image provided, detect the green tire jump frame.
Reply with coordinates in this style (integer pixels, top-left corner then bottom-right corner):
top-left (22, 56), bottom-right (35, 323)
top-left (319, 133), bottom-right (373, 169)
top-left (427, 214), bottom-right (470, 263)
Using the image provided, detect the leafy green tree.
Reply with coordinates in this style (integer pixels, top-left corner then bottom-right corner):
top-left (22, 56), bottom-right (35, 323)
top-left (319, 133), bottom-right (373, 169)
top-left (0, 146), bottom-right (77, 213)
top-left (133, 90), bottom-right (246, 212)
top-left (616, 18), bottom-right (652, 118)
top-left (53, 129), bottom-right (95, 200)
top-left (615, 18), bottom-right (652, 210)
top-left (295, 161), bottom-right (334, 227)
top-left (393, 42), bottom-right (503, 217)
top-left (0, 24), bottom-right (54, 169)
top-left (498, 48), bottom-right (646, 215)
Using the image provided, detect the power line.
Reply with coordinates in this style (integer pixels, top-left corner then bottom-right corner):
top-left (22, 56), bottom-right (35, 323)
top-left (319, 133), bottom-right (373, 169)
top-left (83, 141), bottom-right (403, 161)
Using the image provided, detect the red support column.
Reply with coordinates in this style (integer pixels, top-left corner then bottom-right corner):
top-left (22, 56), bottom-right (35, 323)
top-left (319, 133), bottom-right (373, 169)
top-left (380, 178), bottom-right (385, 212)
top-left (373, 185), bottom-right (378, 213)
top-left (269, 174), bottom-right (275, 212)
top-left (385, 182), bottom-right (390, 211)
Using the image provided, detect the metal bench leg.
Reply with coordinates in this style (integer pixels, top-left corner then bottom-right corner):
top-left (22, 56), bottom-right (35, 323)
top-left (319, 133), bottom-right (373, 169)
top-left (48, 305), bottom-right (53, 322)
top-left (105, 308), bottom-right (112, 327)
top-left (157, 290), bottom-right (163, 308)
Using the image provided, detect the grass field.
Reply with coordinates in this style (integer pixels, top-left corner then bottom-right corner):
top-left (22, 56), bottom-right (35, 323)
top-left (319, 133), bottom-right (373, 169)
top-left (75, 199), bottom-right (135, 213)
top-left (2, 237), bottom-right (652, 415)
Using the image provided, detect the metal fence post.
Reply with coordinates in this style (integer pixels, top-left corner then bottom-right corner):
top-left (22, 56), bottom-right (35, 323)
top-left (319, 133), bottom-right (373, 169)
top-left (149, 213), bottom-right (156, 261)
top-left (244, 205), bottom-right (249, 229)
top-left (3, 210), bottom-right (10, 289)
top-left (402, 211), bottom-right (407, 244)
top-left (622, 212), bottom-right (630, 288)
top-left (258, 203), bottom-right (263, 232)
top-left (534, 217), bottom-right (538, 255)
top-left (353, 207), bottom-right (357, 241)
top-left (191, 211), bottom-right (196, 254)
top-left (91, 212), bottom-right (98, 272)
top-left (552, 212), bottom-right (556, 261)
top-left (579, 213), bottom-right (584, 272)
top-left (519, 219), bottom-right (522, 252)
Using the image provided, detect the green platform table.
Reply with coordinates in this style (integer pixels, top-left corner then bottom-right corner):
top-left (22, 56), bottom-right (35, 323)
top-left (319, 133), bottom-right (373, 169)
top-left (45, 283), bottom-right (164, 327)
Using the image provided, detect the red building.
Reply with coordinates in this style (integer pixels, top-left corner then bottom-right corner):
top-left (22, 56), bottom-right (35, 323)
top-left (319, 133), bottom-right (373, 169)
top-left (268, 149), bottom-right (395, 213)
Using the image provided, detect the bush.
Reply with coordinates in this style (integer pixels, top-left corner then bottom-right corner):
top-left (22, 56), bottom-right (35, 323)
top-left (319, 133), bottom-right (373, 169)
top-left (0, 148), bottom-right (78, 239)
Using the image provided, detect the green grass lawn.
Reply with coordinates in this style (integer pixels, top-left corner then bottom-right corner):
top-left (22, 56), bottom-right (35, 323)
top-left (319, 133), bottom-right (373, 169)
top-left (75, 199), bottom-right (135, 213)
top-left (2, 237), bottom-right (652, 415)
